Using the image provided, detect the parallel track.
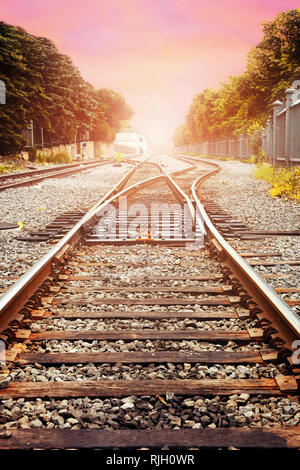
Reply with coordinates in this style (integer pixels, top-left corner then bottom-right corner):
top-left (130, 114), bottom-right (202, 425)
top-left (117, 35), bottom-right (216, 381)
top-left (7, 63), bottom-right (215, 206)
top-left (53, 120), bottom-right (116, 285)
top-left (0, 156), bottom-right (299, 450)
top-left (0, 160), bottom-right (110, 192)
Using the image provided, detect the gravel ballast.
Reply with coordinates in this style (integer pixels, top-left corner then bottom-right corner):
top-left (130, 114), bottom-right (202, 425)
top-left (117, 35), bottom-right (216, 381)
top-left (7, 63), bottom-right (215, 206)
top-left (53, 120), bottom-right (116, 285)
top-left (0, 156), bottom-right (299, 437)
top-left (198, 159), bottom-right (299, 232)
top-left (0, 395), bottom-right (299, 430)
top-left (28, 339), bottom-right (267, 353)
top-left (196, 158), bottom-right (300, 314)
top-left (0, 162), bottom-right (131, 289)
top-left (8, 362), bottom-right (287, 382)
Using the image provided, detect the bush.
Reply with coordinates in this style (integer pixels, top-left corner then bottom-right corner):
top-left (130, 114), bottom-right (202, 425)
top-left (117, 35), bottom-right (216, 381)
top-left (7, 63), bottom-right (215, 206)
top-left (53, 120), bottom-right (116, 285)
top-left (39, 152), bottom-right (48, 164)
top-left (28, 145), bottom-right (38, 162)
top-left (249, 135), bottom-right (260, 156)
top-left (0, 165), bottom-right (9, 173)
top-left (244, 156), bottom-right (256, 164)
top-left (253, 163), bottom-right (300, 202)
top-left (45, 153), bottom-right (54, 163)
top-left (52, 151), bottom-right (72, 164)
top-left (33, 150), bottom-right (73, 164)
top-left (250, 147), bottom-right (267, 164)
top-left (0, 159), bottom-right (24, 172)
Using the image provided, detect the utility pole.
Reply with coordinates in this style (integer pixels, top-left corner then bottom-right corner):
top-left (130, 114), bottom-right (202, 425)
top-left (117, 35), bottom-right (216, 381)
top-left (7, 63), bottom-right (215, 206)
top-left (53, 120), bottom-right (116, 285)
top-left (41, 127), bottom-right (44, 151)
top-left (30, 120), bottom-right (34, 148)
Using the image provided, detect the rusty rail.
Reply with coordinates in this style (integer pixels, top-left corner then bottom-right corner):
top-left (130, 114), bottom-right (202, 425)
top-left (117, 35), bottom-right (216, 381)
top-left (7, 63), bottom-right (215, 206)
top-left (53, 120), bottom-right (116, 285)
top-left (0, 158), bottom-right (194, 331)
top-left (183, 155), bottom-right (300, 349)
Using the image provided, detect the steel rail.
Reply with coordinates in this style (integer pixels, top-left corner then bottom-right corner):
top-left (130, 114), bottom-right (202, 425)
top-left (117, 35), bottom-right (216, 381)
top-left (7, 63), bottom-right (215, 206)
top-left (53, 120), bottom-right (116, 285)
top-left (188, 157), bottom-right (300, 345)
top-left (0, 160), bottom-right (139, 331)
top-left (0, 158), bottom-right (169, 331)
top-left (91, 154), bottom-right (197, 221)
top-left (178, 153), bottom-right (221, 176)
top-left (1, 154), bottom-right (299, 451)
top-left (158, 161), bottom-right (196, 228)
top-left (0, 160), bottom-right (112, 192)
top-left (5, 152), bottom-right (296, 349)
top-left (0, 157), bottom-right (199, 331)
top-left (0, 160), bottom-right (106, 182)
top-left (171, 157), bottom-right (198, 175)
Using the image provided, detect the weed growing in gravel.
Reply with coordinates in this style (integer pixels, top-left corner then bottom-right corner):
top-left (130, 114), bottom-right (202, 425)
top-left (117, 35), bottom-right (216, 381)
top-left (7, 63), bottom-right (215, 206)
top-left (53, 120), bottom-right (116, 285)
top-left (254, 163), bottom-right (300, 202)
top-left (35, 151), bottom-right (72, 164)
top-left (0, 164), bottom-right (9, 173)
top-left (0, 163), bottom-right (23, 173)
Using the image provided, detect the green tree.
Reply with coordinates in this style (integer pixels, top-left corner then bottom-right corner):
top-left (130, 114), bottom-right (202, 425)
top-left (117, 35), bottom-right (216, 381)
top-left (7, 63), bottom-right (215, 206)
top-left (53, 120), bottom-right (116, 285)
top-left (0, 21), bottom-right (134, 155)
top-left (174, 9), bottom-right (300, 146)
top-left (90, 89), bottom-right (134, 143)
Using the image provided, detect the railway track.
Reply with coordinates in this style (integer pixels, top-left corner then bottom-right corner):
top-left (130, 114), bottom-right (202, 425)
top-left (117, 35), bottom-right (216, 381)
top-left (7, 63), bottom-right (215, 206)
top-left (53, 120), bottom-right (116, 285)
top-left (0, 160), bottom-right (109, 192)
top-left (0, 156), bottom-right (299, 450)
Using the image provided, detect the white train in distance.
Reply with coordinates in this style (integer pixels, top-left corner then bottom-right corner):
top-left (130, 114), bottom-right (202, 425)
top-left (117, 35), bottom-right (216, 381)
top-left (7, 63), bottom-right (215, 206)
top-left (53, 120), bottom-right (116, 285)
top-left (114, 131), bottom-right (148, 156)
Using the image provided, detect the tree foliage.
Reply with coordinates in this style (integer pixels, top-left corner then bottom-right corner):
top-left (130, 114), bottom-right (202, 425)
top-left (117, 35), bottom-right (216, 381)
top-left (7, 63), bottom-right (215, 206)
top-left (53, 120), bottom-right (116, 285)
top-left (0, 21), bottom-right (133, 155)
top-left (174, 9), bottom-right (300, 147)
top-left (90, 89), bottom-right (133, 143)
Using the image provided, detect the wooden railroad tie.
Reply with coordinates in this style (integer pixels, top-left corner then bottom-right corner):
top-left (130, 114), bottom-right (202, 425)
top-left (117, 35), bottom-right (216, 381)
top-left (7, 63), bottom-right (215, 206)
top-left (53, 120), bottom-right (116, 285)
top-left (1, 427), bottom-right (300, 449)
top-left (28, 328), bottom-right (264, 343)
top-left (41, 310), bottom-right (241, 320)
top-left (0, 376), bottom-right (297, 399)
top-left (52, 297), bottom-right (240, 306)
top-left (58, 274), bottom-right (224, 281)
top-left (60, 286), bottom-right (232, 294)
top-left (9, 349), bottom-right (276, 365)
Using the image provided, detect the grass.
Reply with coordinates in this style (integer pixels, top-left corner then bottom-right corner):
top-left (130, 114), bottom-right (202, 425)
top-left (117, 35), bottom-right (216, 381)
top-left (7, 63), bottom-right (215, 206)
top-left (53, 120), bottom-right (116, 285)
top-left (253, 163), bottom-right (300, 202)
top-left (35, 151), bottom-right (72, 164)
top-left (180, 150), bottom-right (299, 202)
top-left (0, 150), bottom-right (73, 171)
top-left (0, 163), bottom-right (24, 173)
top-left (0, 164), bottom-right (9, 173)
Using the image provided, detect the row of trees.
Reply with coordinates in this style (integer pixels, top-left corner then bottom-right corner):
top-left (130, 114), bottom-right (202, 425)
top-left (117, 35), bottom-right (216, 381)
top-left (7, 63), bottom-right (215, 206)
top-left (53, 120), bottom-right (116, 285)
top-left (174, 9), bottom-right (300, 147)
top-left (0, 21), bottom-right (133, 155)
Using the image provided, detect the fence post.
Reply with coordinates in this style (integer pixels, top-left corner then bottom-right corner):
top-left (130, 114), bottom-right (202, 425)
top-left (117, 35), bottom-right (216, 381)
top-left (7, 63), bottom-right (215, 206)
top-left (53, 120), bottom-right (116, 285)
top-left (0, 80), bottom-right (6, 104)
top-left (239, 134), bottom-right (243, 158)
top-left (272, 100), bottom-right (282, 166)
top-left (285, 88), bottom-right (295, 167)
top-left (30, 120), bottom-right (34, 148)
top-left (246, 134), bottom-right (249, 158)
top-left (261, 128), bottom-right (266, 156)
top-left (41, 128), bottom-right (44, 151)
top-left (267, 119), bottom-right (271, 161)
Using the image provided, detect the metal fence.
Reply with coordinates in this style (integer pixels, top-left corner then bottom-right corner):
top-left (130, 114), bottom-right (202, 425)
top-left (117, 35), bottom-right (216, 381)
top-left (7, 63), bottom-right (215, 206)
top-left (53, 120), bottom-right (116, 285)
top-left (0, 80), bottom-right (5, 104)
top-left (22, 123), bottom-right (90, 149)
top-left (262, 81), bottom-right (300, 166)
top-left (178, 134), bottom-right (252, 159)
top-left (179, 81), bottom-right (300, 167)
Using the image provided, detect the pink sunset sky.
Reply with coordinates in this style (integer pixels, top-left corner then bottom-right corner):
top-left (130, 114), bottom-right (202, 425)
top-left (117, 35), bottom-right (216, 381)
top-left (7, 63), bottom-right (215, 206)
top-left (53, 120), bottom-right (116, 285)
top-left (0, 0), bottom-right (299, 151)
